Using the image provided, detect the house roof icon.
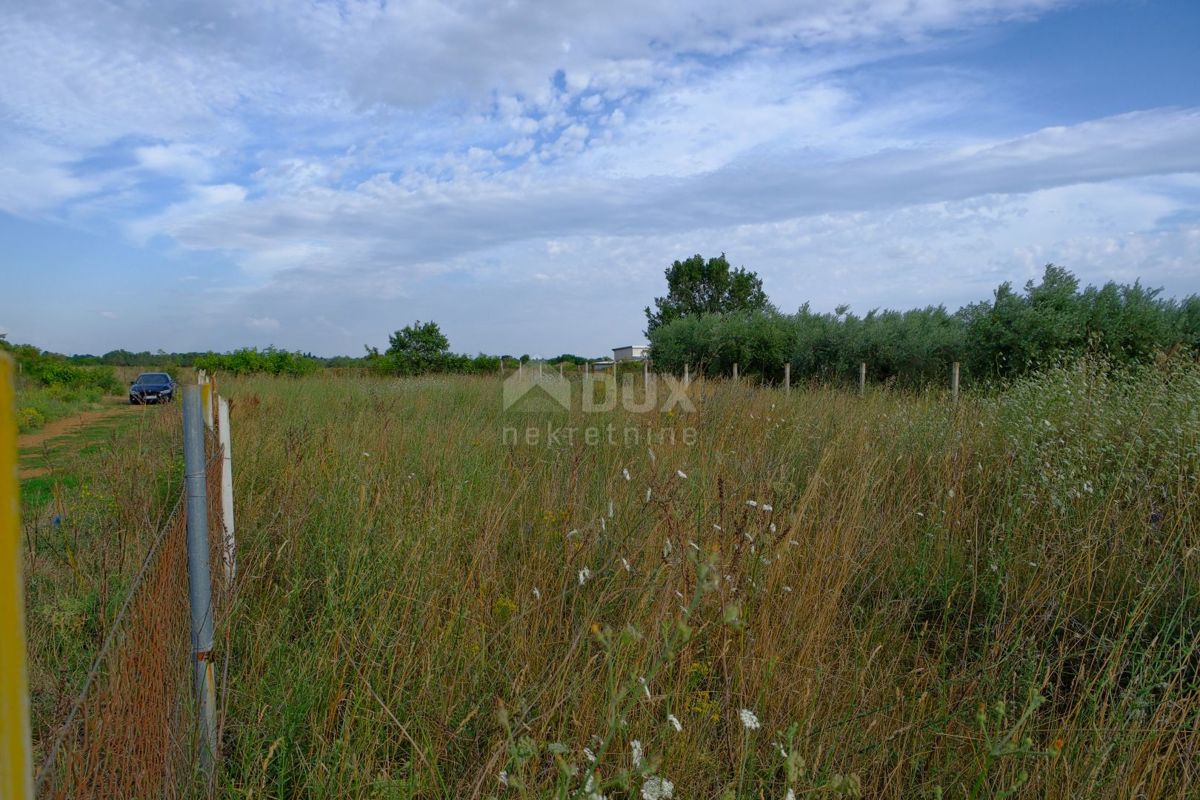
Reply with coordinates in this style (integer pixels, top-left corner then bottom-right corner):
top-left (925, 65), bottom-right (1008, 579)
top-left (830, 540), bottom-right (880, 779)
top-left (502, 372), bottom-right (571, 412)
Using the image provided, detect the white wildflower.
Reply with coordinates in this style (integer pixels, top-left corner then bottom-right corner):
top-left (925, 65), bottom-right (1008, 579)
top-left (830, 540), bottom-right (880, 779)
top-left (667, 713), bottom-right (682, 732)
top-left (623, 468), bottom-right (631, 481)
top-left (584, 747), bottom-right (597, 763)
top-left (762, 504), bottom-right (773, 512)
top-left (676, 470), bottom-right (687, 479)
top-left (631, 739), bottom-right (644, 768)
top-left (639, 676), bottom-right (651, 699)
top-left (362, 451), bottom-right (371, 457)
top-left (739, 708), bottom-right (761, 730)
top-left (642, 776), bottom-right (674, 800)
top-left (746, 500), bottom-right (758, 508)
top-left (498, 770), bottom-right (508, 787)
top-left (578, 567), bottom-right (593, 585)
top-left (532, 587), bottom-right (541, 599)
top-left (583, 773), bottom-right (605, 800)
top-left (621, 557), bottom-right (632, 572)
top-left (785, 789), bottom-right (796, 800)
top-left (769, 523), bottom-right (776, 533)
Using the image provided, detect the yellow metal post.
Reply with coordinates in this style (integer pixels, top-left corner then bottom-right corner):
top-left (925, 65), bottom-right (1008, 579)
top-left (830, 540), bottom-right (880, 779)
top-left (0, 354), bottom-right (32, 799)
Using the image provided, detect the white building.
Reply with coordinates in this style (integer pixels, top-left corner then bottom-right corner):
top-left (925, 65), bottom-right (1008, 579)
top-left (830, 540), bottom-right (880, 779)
top-left (612, 345), bottom-right (649, 362)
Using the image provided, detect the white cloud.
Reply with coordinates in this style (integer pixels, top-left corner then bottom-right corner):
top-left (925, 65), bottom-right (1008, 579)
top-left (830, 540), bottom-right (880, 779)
top-left (2, 0), bottom-right (1198, 357)
top-left (245, 316), bottom-right (280, 331)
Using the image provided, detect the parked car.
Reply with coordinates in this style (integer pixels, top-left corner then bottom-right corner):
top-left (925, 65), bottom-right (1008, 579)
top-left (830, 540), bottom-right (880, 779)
top-left (129, 372), bottom-right (175, 404)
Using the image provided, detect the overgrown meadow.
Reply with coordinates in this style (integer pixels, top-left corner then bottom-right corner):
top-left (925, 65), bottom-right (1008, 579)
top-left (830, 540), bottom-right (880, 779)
top-left (23, 360), bottom-right (1200, 798)
top-left (202, 360), bottom-right (1198, 799)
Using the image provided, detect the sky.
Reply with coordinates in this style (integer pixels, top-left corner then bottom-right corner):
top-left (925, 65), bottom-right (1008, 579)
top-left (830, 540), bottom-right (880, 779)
top-left (1, 0), bottom-right (1198, 358)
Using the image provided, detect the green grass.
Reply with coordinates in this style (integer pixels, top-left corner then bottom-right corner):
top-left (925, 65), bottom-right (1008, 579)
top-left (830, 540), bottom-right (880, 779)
top-left (24, 362), bottom-right (1200, 798)
top-left (20, 403), bottom-right (182, 752)
top-left (14, 382), bottom-right (113, 433)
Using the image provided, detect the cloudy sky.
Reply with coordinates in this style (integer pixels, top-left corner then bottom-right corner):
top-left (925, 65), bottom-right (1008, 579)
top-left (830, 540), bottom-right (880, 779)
top-left (1, 0), bottom-right (1198, 357)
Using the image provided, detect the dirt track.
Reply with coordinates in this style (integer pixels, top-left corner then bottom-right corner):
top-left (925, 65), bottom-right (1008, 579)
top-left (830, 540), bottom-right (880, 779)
top-left (17, 399), bottom-right (145, 478)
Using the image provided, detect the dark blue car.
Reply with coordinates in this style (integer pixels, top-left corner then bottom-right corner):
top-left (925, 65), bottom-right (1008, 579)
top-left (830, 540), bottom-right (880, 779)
top-left (129, 372), bottom-right (175, 404)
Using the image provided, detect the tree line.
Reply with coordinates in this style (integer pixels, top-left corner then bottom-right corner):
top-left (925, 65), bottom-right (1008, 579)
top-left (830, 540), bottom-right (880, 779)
top-left (647, 257), bottom-right (1200, 385)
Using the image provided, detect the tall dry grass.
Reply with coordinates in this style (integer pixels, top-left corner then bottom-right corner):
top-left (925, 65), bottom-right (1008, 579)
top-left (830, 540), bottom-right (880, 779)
top-left (184, 361), bottom-right (1198, 796)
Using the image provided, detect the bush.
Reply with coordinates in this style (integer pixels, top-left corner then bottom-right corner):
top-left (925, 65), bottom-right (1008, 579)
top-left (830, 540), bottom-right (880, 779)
top-left (16, 406), bottom-right (45, 432)
top-left (649, 265), bottom-right (1199, 387)
top-left (194, 347), bottom-right (320, 377)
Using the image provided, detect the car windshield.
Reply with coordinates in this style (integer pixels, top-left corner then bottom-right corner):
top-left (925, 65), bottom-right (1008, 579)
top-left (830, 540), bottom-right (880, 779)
top-left (135, 373), bottom-right (171, 386)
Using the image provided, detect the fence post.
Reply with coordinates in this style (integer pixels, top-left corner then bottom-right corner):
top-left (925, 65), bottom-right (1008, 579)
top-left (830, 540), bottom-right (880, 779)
top-left (684, 363), bottom-right (690, 388)
top-left (199, 374), bottom-right (214, 431)
top-left (518, 361), bottom-right (523, 379)
top-left (784, 362), bottom-right (790, 395)
top-left (0, 355), bottom-right (32, 800)
top-left (217, 397), bottom-right (236, 584)
top-left (858, 362), bottom-right (866, 396)
top-left (733, 363), bottom-right (739, 382)
top-left (559, 363), bottom-right (564, 378)
top-left (182, 386), bottom-right (218, 775)
top-left (951, 362), bottom-right (960, 403)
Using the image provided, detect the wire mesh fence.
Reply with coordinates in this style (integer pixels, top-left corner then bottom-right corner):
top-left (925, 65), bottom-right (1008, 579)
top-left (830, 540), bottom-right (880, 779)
top-left (33, 425), bottom-right (227, 799)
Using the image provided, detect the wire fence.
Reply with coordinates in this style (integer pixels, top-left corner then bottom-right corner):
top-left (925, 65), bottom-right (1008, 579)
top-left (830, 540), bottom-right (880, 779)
top-left (33, 420), bottom-right (228, 799)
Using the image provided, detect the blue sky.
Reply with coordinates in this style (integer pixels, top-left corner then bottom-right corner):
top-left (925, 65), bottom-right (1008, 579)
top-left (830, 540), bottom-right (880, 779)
top-left (1, 0), bottom-right (1198, 357)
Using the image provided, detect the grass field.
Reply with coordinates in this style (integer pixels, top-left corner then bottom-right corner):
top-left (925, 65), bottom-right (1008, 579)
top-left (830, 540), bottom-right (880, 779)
top-left (25, 360), bottom-right (1200, 798)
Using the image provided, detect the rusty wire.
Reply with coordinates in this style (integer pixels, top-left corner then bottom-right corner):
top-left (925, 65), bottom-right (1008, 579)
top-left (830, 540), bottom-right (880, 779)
top-left (34, 444), bottom-right (226, 799)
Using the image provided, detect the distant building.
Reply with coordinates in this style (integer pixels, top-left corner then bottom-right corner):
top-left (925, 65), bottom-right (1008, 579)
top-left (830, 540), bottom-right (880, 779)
top-left (612, 345), bottom-right (649, 362)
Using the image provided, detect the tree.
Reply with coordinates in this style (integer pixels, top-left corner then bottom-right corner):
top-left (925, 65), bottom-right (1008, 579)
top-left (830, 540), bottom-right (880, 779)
top-left (644, 253), bottom-right (772, 334)
top-left (384, 320), bottom-right (451, 374)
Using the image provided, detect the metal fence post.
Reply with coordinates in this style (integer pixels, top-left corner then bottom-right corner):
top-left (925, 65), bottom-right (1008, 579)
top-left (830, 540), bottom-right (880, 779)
top-left (0, 355), bottom-right (32, 800)
top-left (217, 397), bottom-right (236, 584)
top-left (182, 386), bottom-right (218, 774)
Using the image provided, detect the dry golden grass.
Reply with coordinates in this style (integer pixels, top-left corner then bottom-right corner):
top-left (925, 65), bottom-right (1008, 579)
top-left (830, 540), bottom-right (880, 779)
top-left (25, 360), bottom-right (1200, 798)
top-left (205, 360), bottom-right (1198, 799)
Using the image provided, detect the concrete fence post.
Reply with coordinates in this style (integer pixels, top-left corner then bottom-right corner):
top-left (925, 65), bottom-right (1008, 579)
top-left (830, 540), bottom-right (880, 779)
top-left (784, 362), bottom-right (790, 395)
top-left (858, 362), bottom-right (866, 396)
top-left (733, 363), bottom-right (739, 381)
top-left (951, 361), bottom-right (961, 403)
top-left (182, 386), bottom-right (218, 774)
top-left (684, 363), bottom-right (690, 388)
top-left (559, 363), bottom-right (564, 378)
top-left (217, 397), bottom-right (236, 584)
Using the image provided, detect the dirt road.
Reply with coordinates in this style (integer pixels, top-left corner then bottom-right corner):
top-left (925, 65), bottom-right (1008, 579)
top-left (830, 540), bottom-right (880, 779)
top-left (17, 399), bottom-right (146, 479)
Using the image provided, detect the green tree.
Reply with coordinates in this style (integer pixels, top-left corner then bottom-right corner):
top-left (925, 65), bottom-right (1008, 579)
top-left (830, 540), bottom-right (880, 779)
top-left (644, 253), bottom-right (772, 334)
top-left (384, 320), bottom-right (451, 375)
